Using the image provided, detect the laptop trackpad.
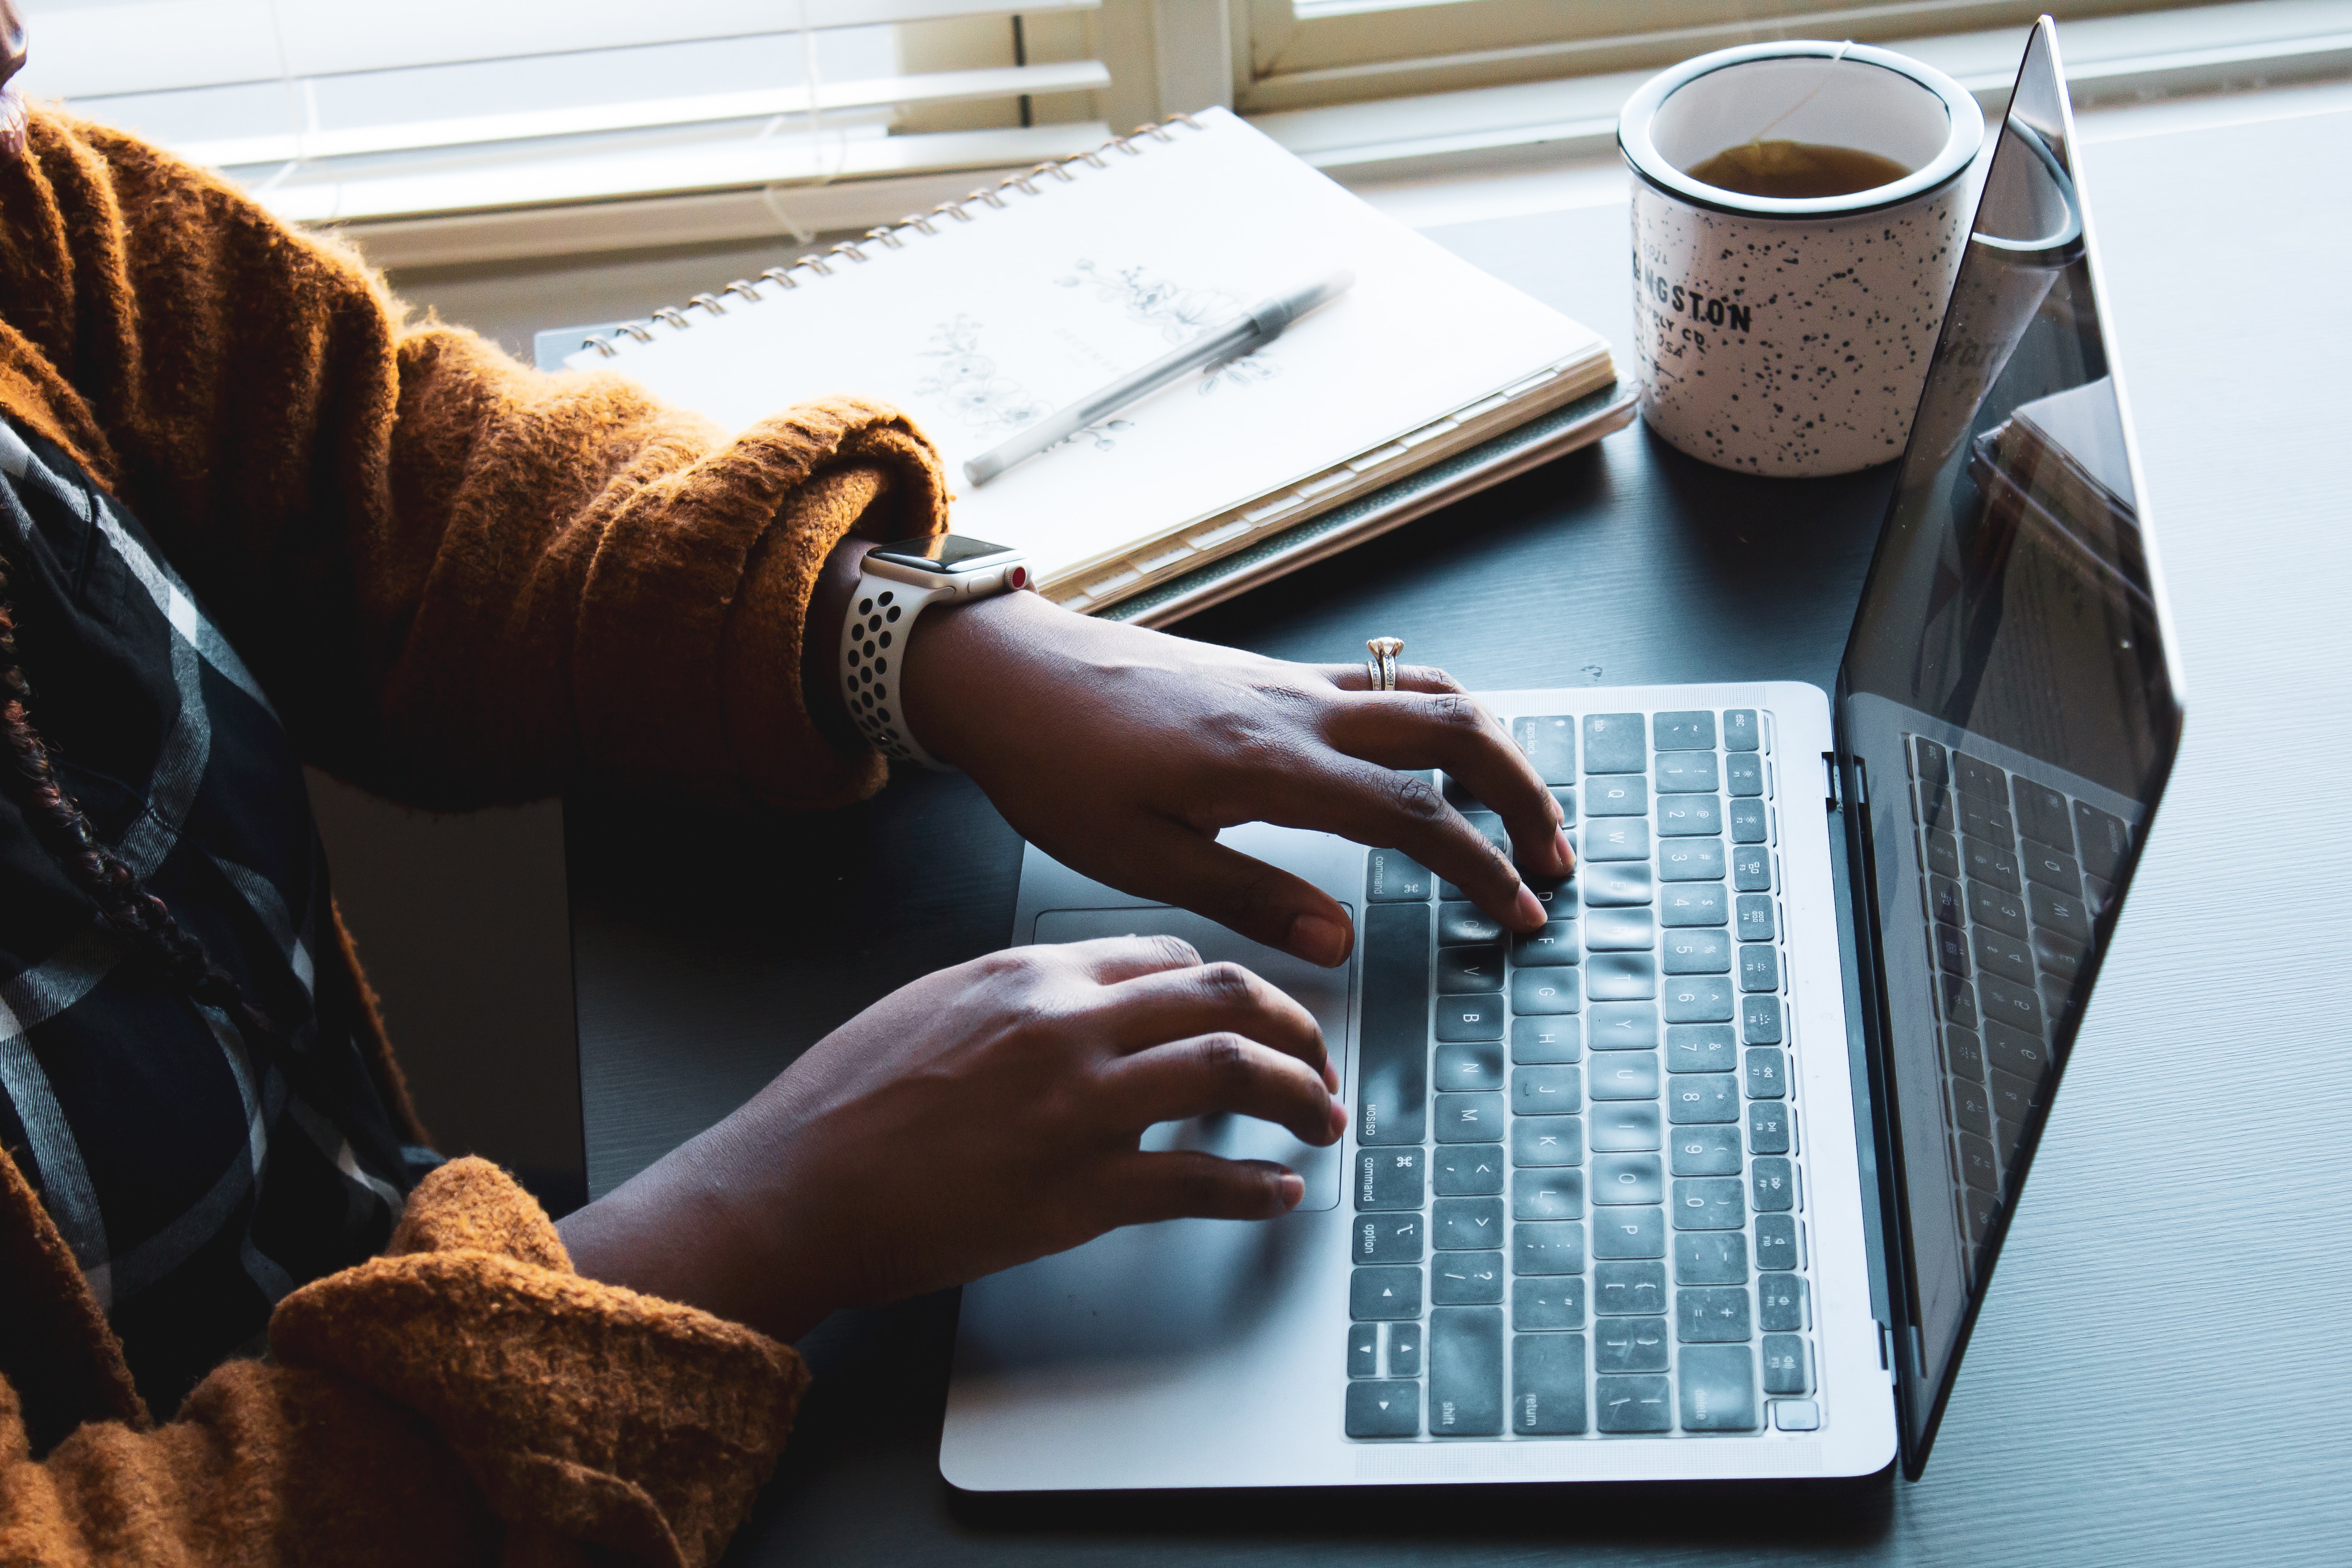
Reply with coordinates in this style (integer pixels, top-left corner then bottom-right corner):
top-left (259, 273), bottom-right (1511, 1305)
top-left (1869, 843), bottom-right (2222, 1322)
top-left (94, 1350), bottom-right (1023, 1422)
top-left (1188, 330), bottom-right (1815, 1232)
top-left (1030, 905), bottom-right (1352, 1211)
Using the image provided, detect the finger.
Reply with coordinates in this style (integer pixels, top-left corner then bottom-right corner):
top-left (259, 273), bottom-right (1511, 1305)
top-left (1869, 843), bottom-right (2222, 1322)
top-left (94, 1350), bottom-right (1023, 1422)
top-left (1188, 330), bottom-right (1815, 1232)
top-left (1093, 1149), bottom-right (1306, 1225)
top-left (1098, 819), bottom-right (1358, 968)
top-left (1097, 959), bottom-right (1333, 1090)
top-left (1032, 932), bottom-right (1205, 985)
top-left (1324, 690), bottom-right (1574, 881)
top-left (1102, 1032), bottom-right (1346, 1146)
top-left (1314, 661), bottom-right (1465, 696)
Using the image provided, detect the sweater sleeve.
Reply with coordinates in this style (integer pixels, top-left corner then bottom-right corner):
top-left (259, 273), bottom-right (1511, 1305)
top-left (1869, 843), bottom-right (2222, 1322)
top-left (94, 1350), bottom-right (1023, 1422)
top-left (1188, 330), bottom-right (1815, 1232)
top-left (0, 1159), bottom-right (806, 1568)
top-left (0, 107), bottom-right (948, 813)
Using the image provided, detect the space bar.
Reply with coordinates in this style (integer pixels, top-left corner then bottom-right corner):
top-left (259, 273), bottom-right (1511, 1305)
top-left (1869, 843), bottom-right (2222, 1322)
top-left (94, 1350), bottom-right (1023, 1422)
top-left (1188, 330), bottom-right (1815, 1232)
top-left (1356, 902), bottom-right (1429, 1146)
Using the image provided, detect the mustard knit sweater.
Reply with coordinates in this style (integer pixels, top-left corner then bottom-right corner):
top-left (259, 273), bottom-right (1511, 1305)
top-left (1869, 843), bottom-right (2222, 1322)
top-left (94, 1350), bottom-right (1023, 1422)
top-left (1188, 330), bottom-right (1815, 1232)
top-left (0, 108), bottom-right (950, 1565)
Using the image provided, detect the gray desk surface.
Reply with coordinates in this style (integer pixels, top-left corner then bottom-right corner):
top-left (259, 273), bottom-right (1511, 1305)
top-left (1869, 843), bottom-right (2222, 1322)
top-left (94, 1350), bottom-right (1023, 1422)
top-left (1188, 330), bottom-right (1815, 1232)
top-left (567, 97), bottom-right (2352, 1566)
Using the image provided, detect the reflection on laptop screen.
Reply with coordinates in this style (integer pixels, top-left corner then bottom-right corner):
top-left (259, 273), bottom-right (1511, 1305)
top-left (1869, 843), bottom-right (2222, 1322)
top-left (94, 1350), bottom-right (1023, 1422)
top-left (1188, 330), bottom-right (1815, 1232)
top-left (1837, 24), bottom-right (2183, 1459)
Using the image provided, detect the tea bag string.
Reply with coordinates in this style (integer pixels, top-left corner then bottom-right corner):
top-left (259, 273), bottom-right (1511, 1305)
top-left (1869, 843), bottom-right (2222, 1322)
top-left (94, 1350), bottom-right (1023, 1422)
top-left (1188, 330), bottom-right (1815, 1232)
top-left (1745, 38), bottom-right (1856, 153)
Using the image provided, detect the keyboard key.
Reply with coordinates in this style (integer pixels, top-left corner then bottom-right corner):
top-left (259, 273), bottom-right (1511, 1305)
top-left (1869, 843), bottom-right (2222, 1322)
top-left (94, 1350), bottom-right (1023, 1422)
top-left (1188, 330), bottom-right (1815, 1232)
top-left (1512, 1221), bottom-right (1587, 1275)
top-left (1929, 873), bottom-right (1965, 926)
top-left (1969, 879), bottom-right (2029, 938)
top-left (1589, 1103), bottom-right (1661, 1152)
top-left (1553, 786), bottom-right (1579, 826)
top-left (1656, 794), bottom-right (1724, 837)
top-left (1759, 1275), bottom-right (1807, 1331)
top-left (1437, 944), bottom-right (1505, 993)
top-left (1963, 838), bottom-right (2022, 892)
top-left (1942, 1024), bottom-right (1984, 1081)
top-left (1950, 1074), bottom-right (1993, 1136)
top-left (1988, 1064), bottom-right (2038, 1125)
top-left (1511, 1066), bottom-right (1585, 1118)
top-left (1585, 909), bottom-right (1656, 951)
top-left (1662, 975), bottom-right (1735, 1024)
top-left (1349, 1323), bottom-right (1380, 1377)
top-left (1589, 1054), bottom-right (1660, 1101)
top-left (1592, 1206), bottom-right (1666, 1258)
top-left (1433, 1144), bottom-right (1506, 1196)
top-left (1742, 1047), bottom-right (1787, 1101)
top-left (1656, 752), bottom-right (1720, 794)
top-left (2013, 779), bottom-right (2073, 851)
top-left (1354, 1212), bottom-right (1425, 1263)
top-left (1594, 1316), bottom-right (1670, 1372)
top-left (1741, 995), bottom-right (1784, 1045)
top-left (1953, 751), bottom-right (2007, 803)
top-left (1978, 974), bottom-right (2044, 1034)
top-left (1597, 1374), bottom-right (1674, 1432)
top-left (1437, 994), bottom-right (1510, 1040)
top-left (1960, 795), bottom-right (2014, 845)
top-left (1729, 844), bottom-right (1770, 894)
top-left (1680, 1346), bottom-right (1759, 1431)
top-left (1673, 1177), bottom-right (1744, 1230)
top-left (1351, 1265), bottom-right (1423, 1319)
top-left (1754, 1215), bottom-right (1800, 1270)
top-left (1725, 753), bottom-right (1765, 798)
top-left (1435, 1197), bottom-right (1504, 1250)
top-left (1512, 1016), bottom-right (1582, 1064)
top-left (1653, 711), bottom-right (1716, 751)
top-left (1584, 818), bottom-right (1650, 862)
top-left (1511, 1117), bottom-right (1583, 1167)
top-left (1588, 1003), bottom-right (1659, 1051)
top-left (1586, 776), bottom-right (1648, 816)
top-left (1357, 903), bottom-right (1431, 1145)
top-left (1737, 945), bottom-right (1780, 995)
top-left (1513, 1333), bottom-right (1589, 1434)
top-left (1665, 1024), bottom-right (1738, 1074)
top-left (1434, 1039), bottom-right (1504, 1093)
top-left (1925, 829), bottom-right (1962, 882)
top-left (1514, 716), bottom-right (1578, 784)
top-left (1959, 1132), bottom-right (2000, 1193)
top-left (2029, 884), bottom-right (2090, 942)
top-left (1583, 714), bottom-right (1646, 774)
top-left (1668, 1074), bottom-right (1740, 1123)
top-left (1671, 1124), bottom-right (1743, 1176)
top-left (2032, 927), bottom-right (2086, 984)
top-left (1660, 839), bottom-right (1726, 882)
top-left (1663, 929), bottom-right (1730, 974)
top-left (1722, 710), bottom-right (1760, 751)
top-left (1432, 1252), bottom-right (1506, 1304)
top-left (1346, 1380), bottom-right (1421, 1438)
top-left (1675, 1231), bottom-right (1749, 1284)
top-left (1938, 972), bottom-right (1978, 1028)
top-left (1734, 894), bottom-right (1776, 941)
top-left (1584, 862), bottom-right (1655, 906)
top-left (1514, 1277), bottom-right (1585, 1330)
top-left (1356, 1147), bottom-right (1426, 1211)
top-left (2073, 802), bottom-right (2131, 881)
top-left (1513, 1168), bottom-right (1585, 1220)
top-left (1983, 1020), bottom-right (2049, 1082)
top-left (1677, 1286), bottom-right (1753, 1343)
top-left (1387, 1322), bottom-right (1422, 1377)
top-left (1439, 901), bottom-right (1505, 946)
top-left (1763, 1334), bottom-right (1812, 1394)
top-left (1510, 919), bottom-right (1581, 966)
top-left (1594, 1260), bottom-right (1667, 1316)
top-left (1934, 921), bottom-right (1970, 977)
top-left (1750, 1104), bottom-right (1794, 1159)
top-left (2020, 840), bottom-right (2081, 893)
top-left (1436, 1091), bottom-right (1506, 1142)
top-left (1913, 736), bottom-right (1949, 786)
top-left (1730, 798), bottom-right (1769, 843)
top-left (1751, 1156), bottom-right (1796, 1213)
top-left (1585, 953), bottom-right (1658, 1002)
top-left (1591, 1153), bottom-right (1663, 1205)
top-left (1365, 848), bottom-right (1435, 902)
top-left (1972, 925), bottom-right (2035, 986)
top-left (1661, 883), bottom-right (1728, 927)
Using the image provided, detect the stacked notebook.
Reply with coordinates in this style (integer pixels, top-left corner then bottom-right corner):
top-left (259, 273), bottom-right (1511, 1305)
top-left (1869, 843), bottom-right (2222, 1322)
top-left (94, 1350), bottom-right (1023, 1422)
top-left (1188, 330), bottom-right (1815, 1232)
top-left (559, 108), bottom-right (1631, 623)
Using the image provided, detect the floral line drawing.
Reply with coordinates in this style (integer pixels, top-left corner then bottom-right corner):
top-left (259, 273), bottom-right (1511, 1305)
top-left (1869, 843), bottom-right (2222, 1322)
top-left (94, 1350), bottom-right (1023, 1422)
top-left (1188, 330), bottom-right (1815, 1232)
top-left (1055, 259), bottom-right (1281, 396)
top-left (913, 315), bottom-right (1053, 433)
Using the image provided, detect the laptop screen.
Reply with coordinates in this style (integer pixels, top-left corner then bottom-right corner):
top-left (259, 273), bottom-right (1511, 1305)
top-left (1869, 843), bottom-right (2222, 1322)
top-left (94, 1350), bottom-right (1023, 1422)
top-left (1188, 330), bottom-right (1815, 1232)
top-left (1834, 20), bottom-right (2184, 1469)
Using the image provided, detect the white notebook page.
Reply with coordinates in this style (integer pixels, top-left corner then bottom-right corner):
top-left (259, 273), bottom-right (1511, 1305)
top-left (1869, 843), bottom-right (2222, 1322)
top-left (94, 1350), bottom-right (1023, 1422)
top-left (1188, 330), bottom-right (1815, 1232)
top-left (568, 109), bottom-right (1601, 583)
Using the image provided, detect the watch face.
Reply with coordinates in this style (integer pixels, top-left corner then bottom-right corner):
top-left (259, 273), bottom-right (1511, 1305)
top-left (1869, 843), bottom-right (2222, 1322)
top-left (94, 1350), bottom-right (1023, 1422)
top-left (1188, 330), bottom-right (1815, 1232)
top-left (871, 534), bottom-right (1018, 573)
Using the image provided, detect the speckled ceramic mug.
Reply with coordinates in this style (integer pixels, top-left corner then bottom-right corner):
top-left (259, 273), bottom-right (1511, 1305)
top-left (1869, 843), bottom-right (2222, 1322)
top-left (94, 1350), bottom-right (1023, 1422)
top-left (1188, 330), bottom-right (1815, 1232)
top-left (1620, 42), bottom-right (1984, 476)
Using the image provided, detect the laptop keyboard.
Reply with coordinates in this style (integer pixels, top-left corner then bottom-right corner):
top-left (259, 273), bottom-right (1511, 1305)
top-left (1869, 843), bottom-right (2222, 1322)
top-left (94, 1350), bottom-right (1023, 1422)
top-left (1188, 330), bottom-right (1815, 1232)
top-left (1905, 735), bottom-right (2125, 1261)
top-left (1344, 709), bottom-right (1819, 1440)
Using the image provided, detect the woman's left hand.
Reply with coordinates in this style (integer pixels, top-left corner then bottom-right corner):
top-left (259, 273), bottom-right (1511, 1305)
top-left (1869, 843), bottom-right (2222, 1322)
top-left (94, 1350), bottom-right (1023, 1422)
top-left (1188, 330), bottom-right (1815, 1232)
top-left (896, 588), bottom-right (1573, 968)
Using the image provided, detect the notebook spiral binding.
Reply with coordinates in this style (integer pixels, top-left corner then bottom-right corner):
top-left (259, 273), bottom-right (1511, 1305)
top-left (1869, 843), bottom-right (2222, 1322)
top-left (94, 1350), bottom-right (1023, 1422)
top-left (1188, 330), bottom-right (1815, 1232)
top-left (576, 113), bottom-right (1203, 360)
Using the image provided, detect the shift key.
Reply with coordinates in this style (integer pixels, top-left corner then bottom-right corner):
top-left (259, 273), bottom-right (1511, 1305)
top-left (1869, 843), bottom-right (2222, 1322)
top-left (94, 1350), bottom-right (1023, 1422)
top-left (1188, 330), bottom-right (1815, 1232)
top-left (1430, 1307), bottom-right (1504, 1436)
top-left (1357, 904), bottom-right (1431, 1145)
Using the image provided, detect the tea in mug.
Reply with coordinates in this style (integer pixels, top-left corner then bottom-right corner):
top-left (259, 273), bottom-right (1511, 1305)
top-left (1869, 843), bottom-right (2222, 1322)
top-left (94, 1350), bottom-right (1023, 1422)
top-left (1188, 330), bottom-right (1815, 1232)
top-left (1684, 139), bottom-right (1913, 199)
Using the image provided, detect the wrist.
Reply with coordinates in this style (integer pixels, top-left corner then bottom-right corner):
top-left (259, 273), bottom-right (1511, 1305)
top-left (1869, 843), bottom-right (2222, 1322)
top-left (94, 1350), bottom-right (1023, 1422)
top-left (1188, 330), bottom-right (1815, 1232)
top-left (897, 585), bottom-right (1065, 770)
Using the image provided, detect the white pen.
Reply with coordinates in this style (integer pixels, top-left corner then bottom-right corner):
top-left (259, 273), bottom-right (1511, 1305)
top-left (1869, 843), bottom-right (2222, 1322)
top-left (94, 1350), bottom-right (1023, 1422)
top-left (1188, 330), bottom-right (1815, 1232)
top-left (962, 267), bottom-right (1355, 488)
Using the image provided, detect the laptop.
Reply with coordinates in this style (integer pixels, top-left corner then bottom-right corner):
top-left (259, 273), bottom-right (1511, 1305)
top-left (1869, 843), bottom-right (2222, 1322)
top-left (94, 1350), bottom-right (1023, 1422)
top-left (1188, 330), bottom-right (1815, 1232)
top-left (941, 16), bottom-right (2183, 1488)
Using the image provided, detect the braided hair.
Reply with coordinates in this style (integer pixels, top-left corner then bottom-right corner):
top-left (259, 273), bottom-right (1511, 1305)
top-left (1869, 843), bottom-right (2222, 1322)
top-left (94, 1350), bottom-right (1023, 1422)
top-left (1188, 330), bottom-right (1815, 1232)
top-left (0, 536), bottom-right (289, 1055)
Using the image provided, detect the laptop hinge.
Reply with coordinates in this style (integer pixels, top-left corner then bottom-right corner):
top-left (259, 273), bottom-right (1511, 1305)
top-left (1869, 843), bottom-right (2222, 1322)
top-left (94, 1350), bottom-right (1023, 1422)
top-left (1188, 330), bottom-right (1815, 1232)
top-left (1878, 1322), bottom-right (1896, 1380)
top-left (1822, 750), bottom-right (1842, 813)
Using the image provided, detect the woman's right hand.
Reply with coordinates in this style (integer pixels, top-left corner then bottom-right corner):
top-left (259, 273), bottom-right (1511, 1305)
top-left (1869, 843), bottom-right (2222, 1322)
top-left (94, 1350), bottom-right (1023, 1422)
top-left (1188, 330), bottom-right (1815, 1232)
top-left (557, 935), bottom-right (1345, 1343)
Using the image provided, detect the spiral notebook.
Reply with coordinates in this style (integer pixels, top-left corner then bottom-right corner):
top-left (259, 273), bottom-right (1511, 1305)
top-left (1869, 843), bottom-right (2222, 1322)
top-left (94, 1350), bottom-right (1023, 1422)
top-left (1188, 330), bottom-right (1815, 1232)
top-left (558, 108), bottom-right (1629, 622)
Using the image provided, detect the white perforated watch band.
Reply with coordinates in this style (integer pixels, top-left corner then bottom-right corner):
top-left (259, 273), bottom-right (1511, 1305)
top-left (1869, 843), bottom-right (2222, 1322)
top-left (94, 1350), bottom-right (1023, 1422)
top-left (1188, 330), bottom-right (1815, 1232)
top-left (839, 575), bottom-right (953, 770)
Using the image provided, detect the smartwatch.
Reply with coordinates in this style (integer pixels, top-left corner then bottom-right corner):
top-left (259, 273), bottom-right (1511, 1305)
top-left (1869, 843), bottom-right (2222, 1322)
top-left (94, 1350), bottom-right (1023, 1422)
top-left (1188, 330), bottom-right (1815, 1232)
top-left (839, 533), bottom-right (1029, 769)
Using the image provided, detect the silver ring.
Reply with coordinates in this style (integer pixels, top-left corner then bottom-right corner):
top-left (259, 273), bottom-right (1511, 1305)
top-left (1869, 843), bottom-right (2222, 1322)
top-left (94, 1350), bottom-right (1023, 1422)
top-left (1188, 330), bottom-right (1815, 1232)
top-left (1365, 636), bottom-right (1404, 692)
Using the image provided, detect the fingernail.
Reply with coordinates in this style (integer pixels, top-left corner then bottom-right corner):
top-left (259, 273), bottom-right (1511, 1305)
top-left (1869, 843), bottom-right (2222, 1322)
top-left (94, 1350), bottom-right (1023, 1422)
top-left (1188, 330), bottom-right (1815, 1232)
top-left (1289, 913), bottom-right (1350, 967)
top-left (1323, 1057), bottom-right (1341, 1093)
top-left (1553, 828), bottom-right (1576, 873)
top-left (1513, 885), bottom-right (1545, 928)
top-left (1276, 1171), bottom-right (1305, 1209)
